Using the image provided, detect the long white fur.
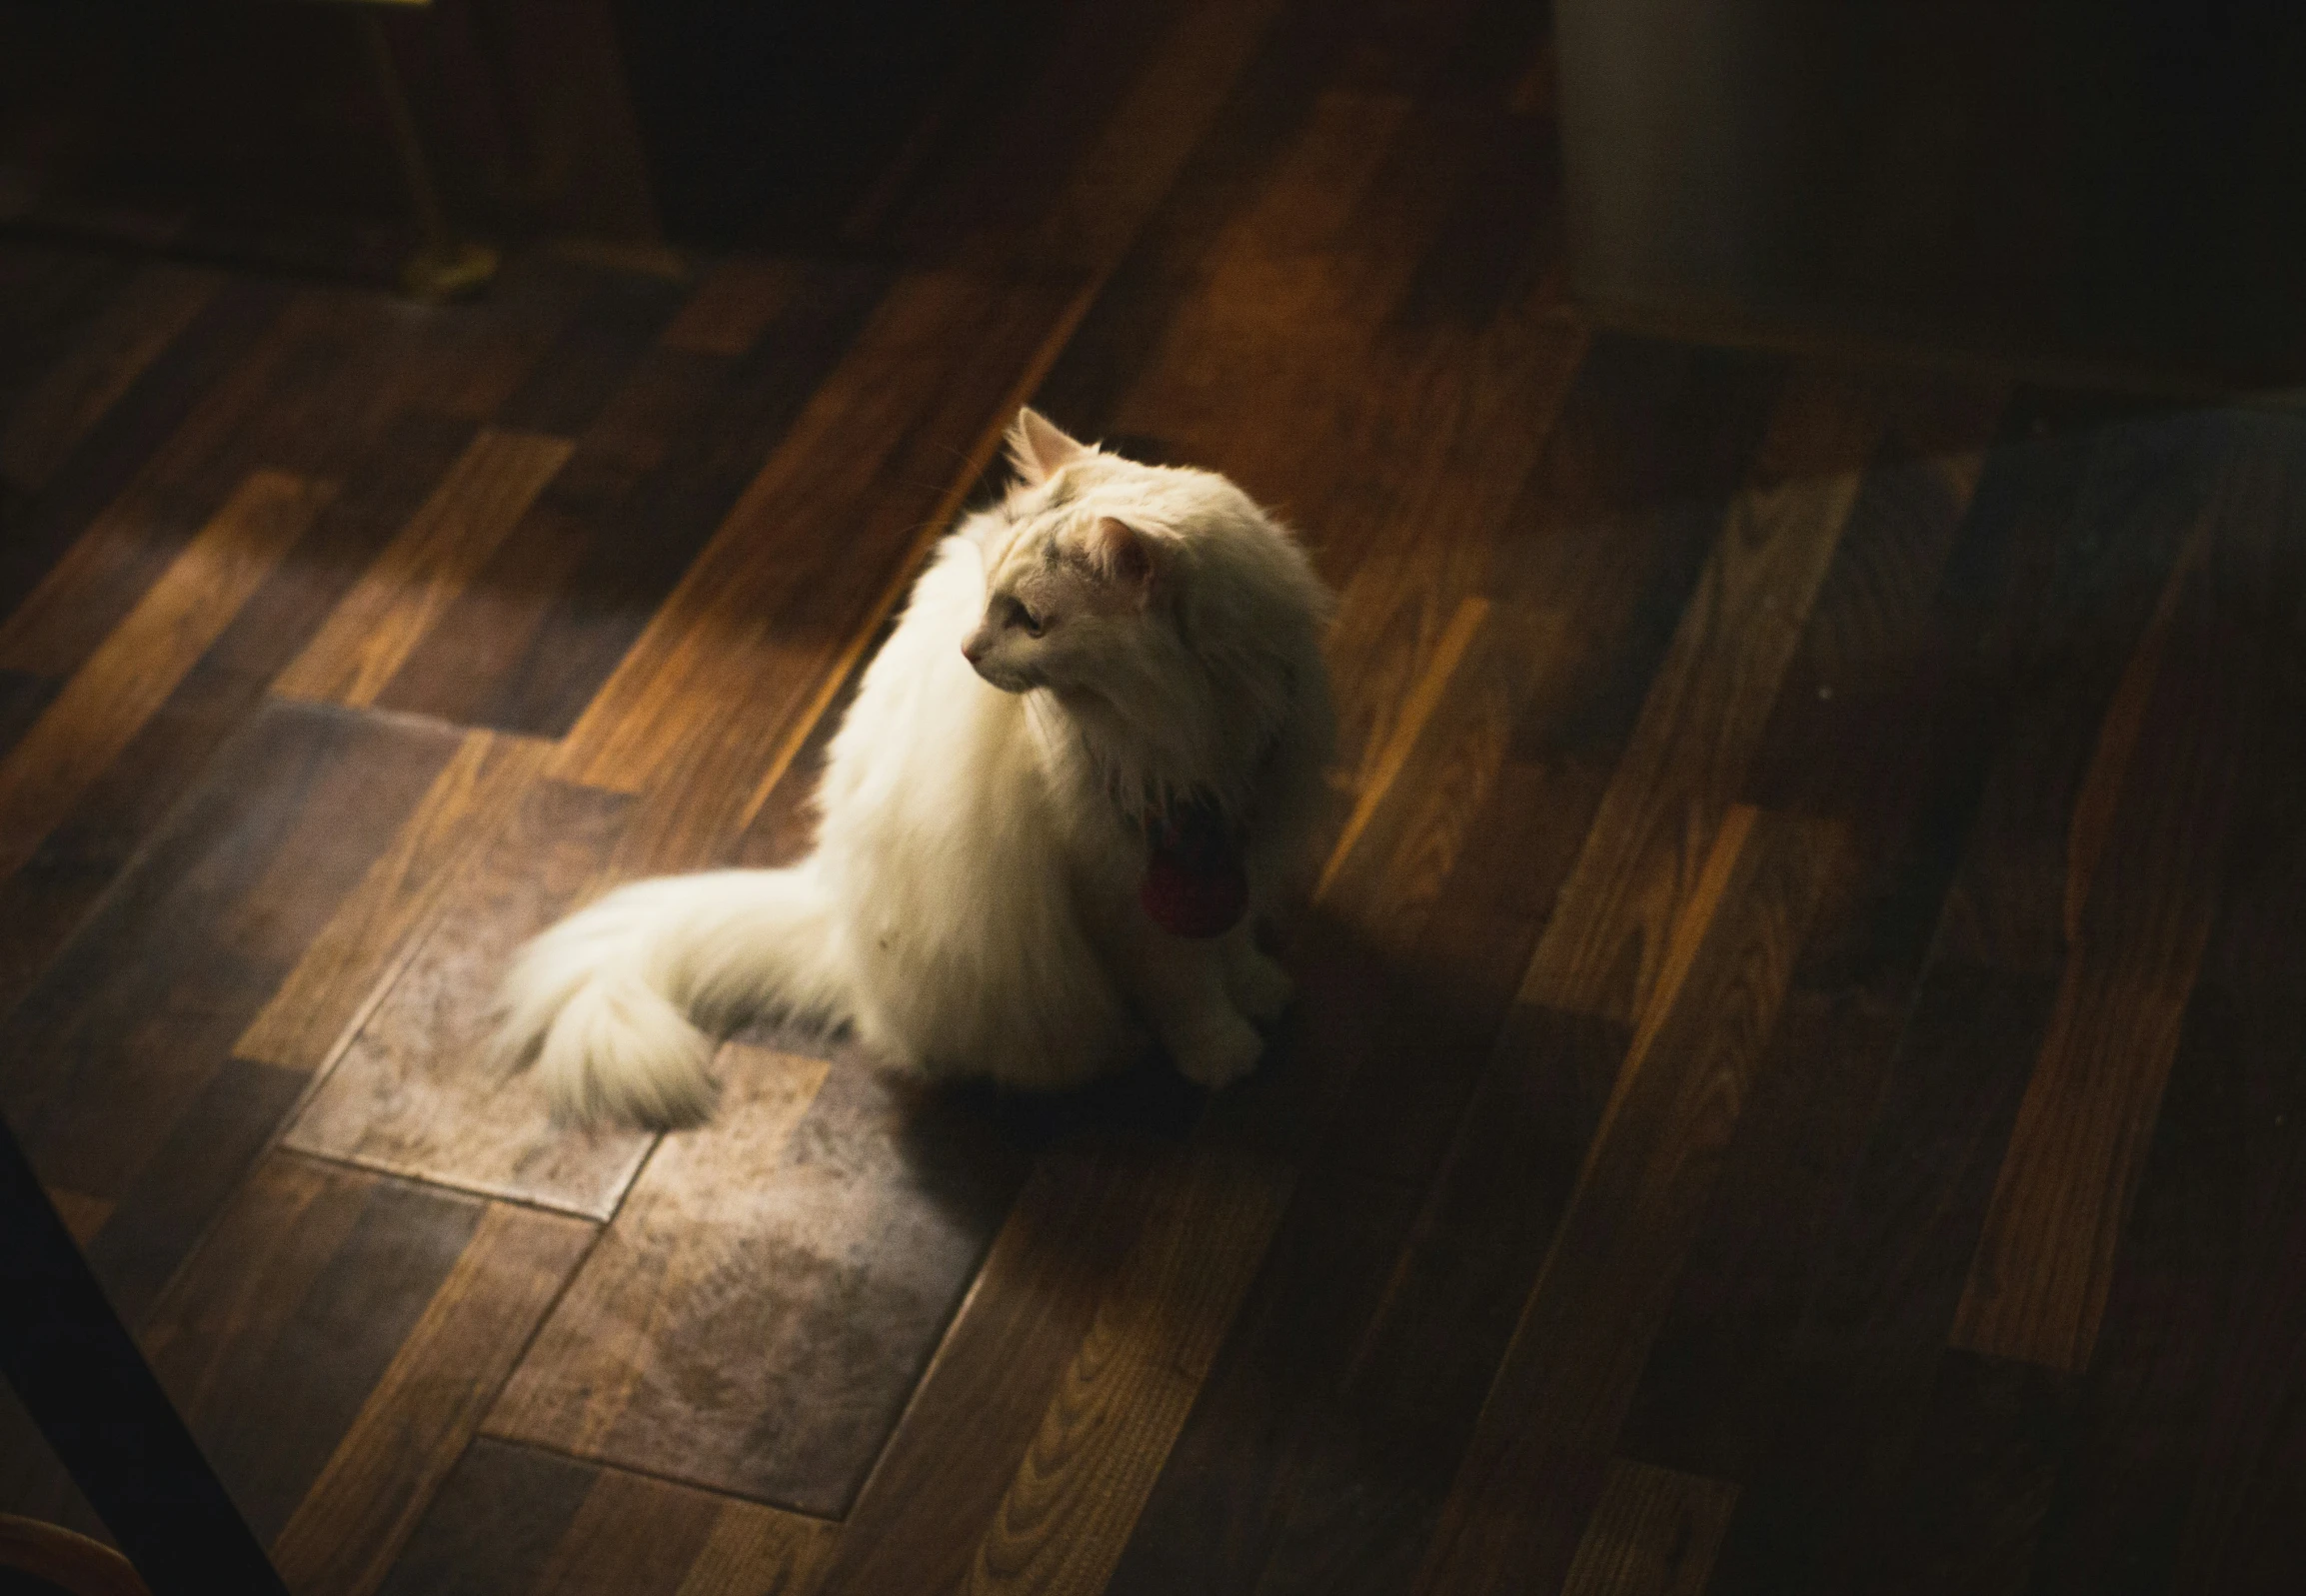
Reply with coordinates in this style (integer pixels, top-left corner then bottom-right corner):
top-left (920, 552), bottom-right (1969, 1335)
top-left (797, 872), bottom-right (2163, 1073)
top-left (493, 409), bottom-right (1334, 1127)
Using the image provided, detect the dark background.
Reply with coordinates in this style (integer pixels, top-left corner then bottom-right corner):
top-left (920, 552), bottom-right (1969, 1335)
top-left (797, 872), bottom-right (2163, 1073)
top-left (5, 3), bottom-right (2306, 383)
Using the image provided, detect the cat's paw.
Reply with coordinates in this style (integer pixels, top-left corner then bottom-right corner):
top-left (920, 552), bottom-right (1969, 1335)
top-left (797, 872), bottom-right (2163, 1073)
top-left (1225, 947), bottom-right (1295, 1028)
top-left (1170, 1010), bottom-right (1264, 1091)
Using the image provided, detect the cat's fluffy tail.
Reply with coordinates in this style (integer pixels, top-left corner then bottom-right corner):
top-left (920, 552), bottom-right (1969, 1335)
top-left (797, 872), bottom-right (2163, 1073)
top-left (491, 865), bottom-right (849, 1128)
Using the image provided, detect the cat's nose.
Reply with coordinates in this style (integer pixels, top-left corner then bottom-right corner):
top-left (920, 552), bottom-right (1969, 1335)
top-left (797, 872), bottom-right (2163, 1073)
top-left (962, 634), bottom-right (986, 667)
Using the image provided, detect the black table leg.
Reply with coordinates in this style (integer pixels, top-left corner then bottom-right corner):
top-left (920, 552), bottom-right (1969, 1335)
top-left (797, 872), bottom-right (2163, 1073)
top-left (0, 1113), bottom-right (286, 1596)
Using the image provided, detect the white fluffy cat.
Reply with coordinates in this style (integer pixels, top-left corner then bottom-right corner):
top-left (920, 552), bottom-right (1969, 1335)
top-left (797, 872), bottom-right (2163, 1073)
top-left (492, 409), bottom-right (1334, 1127)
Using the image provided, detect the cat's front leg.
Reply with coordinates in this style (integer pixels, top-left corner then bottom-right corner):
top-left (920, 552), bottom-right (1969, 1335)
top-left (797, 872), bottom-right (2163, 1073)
top-left (1220, 923), bottom-right (1294, 1027)
top-left (1126, 923), bottom-right (1263, 1090)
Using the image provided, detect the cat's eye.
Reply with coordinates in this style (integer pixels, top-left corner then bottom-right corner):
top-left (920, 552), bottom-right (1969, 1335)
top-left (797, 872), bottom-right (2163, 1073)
top-left (1003, 596), bottom-right (1045, 638)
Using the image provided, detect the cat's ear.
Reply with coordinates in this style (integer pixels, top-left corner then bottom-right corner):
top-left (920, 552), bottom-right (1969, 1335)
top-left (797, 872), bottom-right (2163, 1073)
top-left (1085, 517), bottom-right (1157, 607)
top-left (1007, 407), bottom-right (1089, 485)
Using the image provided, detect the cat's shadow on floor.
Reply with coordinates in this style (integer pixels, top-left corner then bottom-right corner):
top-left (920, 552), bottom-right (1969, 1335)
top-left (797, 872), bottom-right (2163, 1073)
top-left (726, 903), bottom-right (1436, 1246)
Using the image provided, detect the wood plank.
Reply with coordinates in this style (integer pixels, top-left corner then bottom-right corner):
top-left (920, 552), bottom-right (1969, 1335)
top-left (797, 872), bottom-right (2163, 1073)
top-left (375, 1440), bottom-right (834, 1596)
top-left (491, 270), bottom-right (690, 440)
top-left (374, 260), bottom-right (887, 739)
top-left (1836, 1349), bottom-right (2072, 1595)
top-left (270, 1198), bottom-right (596, 1596)
top-left (374, 1439), bottom-right (600, 1596)
top-left (549, 266), bottom-right (1090, 814)
top-left (0, 263), bottom-right (219, 496)
top-left (814, 1147), bottom-right (1154, 1596)
top-left (1698, 399), bottom-right (2213, 1595)
top-left (137, 1155), bottom-right (485, 1544)
top-left (0, 274), bottom-right (288, 631)
top-left (79, 1057), bottom-right (307, 1327)
top-left (1934, 406), bottom-right (2225, 979)
top-left (1106, 339), bottom-right (1779, 1596)
top-left (965, 1145), bottom-right (1290, 1596)
top-left (886, 0), bottom-right (1290, 274)
top-left (489, 1046), bottom-right (1028, 1515)
top-left (1315, 599), bottom-right (1486, 901)
top-left (673, 1497), bottom-right (838, 1596)
top-left (1950, 431), bottom-right (2267, 1372)
top-left (1016, 0), bottom-right (1295, 272)
top-left (0, 702), bottom-right (464, 1318)
top-left (1698, 959), bottom-right (2056, 1596)
top-left (0, 467), bottom-right (334, 879)
top-left (660, 258), bottom-right (806, 358)
top-left (2029, 476), bottom-right (2306, 1589)
top-left (0, 409), bottom-right (476, 1022)
top-left (1018, 0), bottom-right (1390, 438)
top-left (0, 290), bottom-right (377, 679)
top-left (272, 428), bottom-right (575, 708)
top-left (1514, 370), bottom-right (1890, 1028)
top-left (1613, 384), bottom-right (2021, 1483)
top-left (1558, 1459), bottom-right (1738, 1596)
top-left (1386, 5), bottom-right (1570, 331)
top-left (530, 1468), bottom-right (822, 1596)
top-left (0, 667), bottom-right (56, 761)
top-left (1412, 806), bottom-right (1839, 1596)
top-left (0, 246), bottom-right (130, 450)
top-left (235, 729), bottom-right (553, 1073)
top-left (280, 776), bottom-right (651, 1217)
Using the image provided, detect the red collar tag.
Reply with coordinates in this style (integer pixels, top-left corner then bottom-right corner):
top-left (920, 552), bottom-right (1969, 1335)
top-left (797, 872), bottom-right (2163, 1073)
top-left (1141, 799), bottom-right (1247, 938)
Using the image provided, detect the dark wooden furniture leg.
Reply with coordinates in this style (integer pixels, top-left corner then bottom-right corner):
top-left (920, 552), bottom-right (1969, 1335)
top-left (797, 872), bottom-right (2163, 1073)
top-left (0, 1114), bottom-right (287, 1596)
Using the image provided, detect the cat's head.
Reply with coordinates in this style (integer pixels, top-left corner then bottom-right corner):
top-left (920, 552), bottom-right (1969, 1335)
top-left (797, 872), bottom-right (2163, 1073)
top-left (961, 407), bottom-right (1332, 814)
top-left (961, 409), bottom-right (1199, 697)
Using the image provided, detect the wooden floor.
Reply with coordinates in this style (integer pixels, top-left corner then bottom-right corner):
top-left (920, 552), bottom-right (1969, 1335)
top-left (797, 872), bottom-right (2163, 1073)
top-left (5, 3), bottom-right (2305, 1592)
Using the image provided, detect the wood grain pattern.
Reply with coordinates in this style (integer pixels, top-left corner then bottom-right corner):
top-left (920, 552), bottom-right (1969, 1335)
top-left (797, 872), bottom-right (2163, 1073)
top-left (137, 1155), bottom-right (486, 1544)
top-left (1315, 594), bottom-right (1488, 899)
top-left (1515, 372), bottom-right (1886, 1028)
top-left (967, 1145), bottom-right (1291, 1596)
top-left (0, 468), bottom-right (333, 879)
top-left (0, 263), bottom-right (218, 496)
top-left (2030, 486), bottom-right (2306, 1589)
top-left (890, 0), bottom-right (1293, 275)
top-left (0, 408), bottom-right (476, 1024)
top-left (281, 776), bottom-right (651, 1217)
top-left (0, 702), bottom-right (463, 1319)
top-left (1559, 1458), bottom-right (1739, 1596)
top-left (1105, 341), bottom-right (1778, 1596)
top-left (812, 1146), bottom-right (1153, 1596)
top-left (1694, 409), bottom-right (2175, 1595)
top-left (375, 261), bottom-right (889, 741)
top-left (0, 291), bottom-right (370, 678)
top-left (1415, 806), bottom-right (1838, 1596)
top-left (491, 1047), bottom-right (1027, 1515)
top-left (272, 428), bottom-right (575, 707)
top-left (1933, 405), bottom-right (2223, 980)
top-left (1699, 959), bottom-right (2060, 1596)
top-left (235, 730), bottom-right (553, 1073)
top-left (491, 271), bottom-right (689, 442)
top-left (548, 268), bottom-right (1084, 798)
top-left (375, 1440), bottom-right (835, 1596)
top-left (673, 1496), bottom-right (838, 1596)
top-left (1951, 439), bottom-right (2265, 1372)
top-left (1614, 385), bottom-right (2019, 1484)
top-left (271, 1199), bottom-right (596, 1596)
top-left (372, 1439), bottom-right (601, 1596)
top-left (0, 273), bottom-right (288, 634)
